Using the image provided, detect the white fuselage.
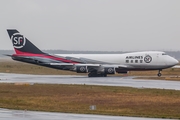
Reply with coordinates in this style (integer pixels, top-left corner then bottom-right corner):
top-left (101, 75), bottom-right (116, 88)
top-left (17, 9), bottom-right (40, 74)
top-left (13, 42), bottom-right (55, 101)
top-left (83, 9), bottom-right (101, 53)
top-left (56, 51), bottom-right (178, 70)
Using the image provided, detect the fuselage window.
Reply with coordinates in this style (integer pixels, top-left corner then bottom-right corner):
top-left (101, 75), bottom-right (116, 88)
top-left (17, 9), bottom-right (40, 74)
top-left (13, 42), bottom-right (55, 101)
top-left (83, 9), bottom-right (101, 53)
top-left (140, 60), bottom-right (143, 63)
top-left (126, 60), bottom-right (129, 63)
top-left (135, 60), bottom-right (138, 63)
top-left (162, 53), bottom-right (167, 55)
top-left (131, 60), bottom-right (133, 63)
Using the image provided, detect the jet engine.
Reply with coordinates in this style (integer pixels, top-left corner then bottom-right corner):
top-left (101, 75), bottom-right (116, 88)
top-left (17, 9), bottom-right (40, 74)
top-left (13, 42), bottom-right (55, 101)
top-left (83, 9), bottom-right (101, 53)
top-left (76, 66), bottom-right (88, 73)
top-left (104, 67), bottom-right (115, 74)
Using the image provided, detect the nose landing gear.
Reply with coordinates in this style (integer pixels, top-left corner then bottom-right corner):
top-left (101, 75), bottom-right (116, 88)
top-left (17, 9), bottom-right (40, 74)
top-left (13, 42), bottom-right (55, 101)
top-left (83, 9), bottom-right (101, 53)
top-left (157, 70), bottom-right (162, 77)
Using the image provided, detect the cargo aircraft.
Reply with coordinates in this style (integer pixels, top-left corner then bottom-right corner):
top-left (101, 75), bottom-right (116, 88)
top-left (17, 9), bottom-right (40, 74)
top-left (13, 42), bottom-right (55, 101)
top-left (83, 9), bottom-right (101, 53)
top-left (6, 29), bottom-right (178, 77)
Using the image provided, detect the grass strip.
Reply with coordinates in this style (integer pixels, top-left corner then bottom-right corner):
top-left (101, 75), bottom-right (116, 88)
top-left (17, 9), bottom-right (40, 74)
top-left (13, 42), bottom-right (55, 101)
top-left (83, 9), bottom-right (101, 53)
top-left (0, 83), bottom-right (179, 119)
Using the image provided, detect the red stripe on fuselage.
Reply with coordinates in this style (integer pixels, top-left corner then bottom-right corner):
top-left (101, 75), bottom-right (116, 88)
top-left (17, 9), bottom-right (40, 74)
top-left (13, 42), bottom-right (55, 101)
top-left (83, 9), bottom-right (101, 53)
top-left (14, 48), bottom-right (28, 54)
top-left (13, 49), bottom-right (80, 63)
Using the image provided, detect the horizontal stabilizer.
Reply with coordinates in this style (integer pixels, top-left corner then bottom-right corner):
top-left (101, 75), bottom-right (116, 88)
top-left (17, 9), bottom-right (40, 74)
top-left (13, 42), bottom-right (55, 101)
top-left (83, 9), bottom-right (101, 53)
top-left (3, 54), bottom-right (12, 57)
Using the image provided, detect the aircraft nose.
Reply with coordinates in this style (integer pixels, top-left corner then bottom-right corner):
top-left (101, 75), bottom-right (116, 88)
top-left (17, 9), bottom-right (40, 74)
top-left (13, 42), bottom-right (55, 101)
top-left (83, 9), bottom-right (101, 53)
top-left (171, 57), bottom-right (179, 65)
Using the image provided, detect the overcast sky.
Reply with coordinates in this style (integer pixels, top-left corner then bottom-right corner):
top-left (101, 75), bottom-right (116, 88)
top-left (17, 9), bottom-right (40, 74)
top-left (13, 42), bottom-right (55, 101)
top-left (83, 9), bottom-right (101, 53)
top-left (0, 0), bottom-right (180, 51)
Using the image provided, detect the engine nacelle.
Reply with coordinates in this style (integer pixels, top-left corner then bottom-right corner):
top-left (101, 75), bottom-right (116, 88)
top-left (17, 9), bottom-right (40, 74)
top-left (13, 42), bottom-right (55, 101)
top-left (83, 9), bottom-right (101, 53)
top-left (104, 67), bottom-right (115, 74)
top-left (76, 66), bottom-right (88, 73)
top-left (115, 68), bottom-right (128, 74)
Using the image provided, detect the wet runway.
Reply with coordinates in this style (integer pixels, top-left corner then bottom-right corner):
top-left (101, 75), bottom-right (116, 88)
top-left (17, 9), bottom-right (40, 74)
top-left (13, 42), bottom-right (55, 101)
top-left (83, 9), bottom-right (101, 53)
top-left (0, 73), bottom-right (179, 120)
top-left (0, 108), bottom-right (173, 120)
top-left (0, 73), bottom-right (180, 90)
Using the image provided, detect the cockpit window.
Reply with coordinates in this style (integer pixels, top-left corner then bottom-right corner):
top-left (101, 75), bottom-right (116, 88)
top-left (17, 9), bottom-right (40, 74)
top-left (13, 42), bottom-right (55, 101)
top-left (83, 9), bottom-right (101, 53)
top-left (162, 53), bottom-right (167, 55)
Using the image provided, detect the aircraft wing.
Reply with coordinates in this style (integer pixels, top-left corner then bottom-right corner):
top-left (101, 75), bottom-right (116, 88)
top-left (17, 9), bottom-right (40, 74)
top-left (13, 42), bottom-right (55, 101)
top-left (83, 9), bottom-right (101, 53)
top-left (50, 63), bottom-right (100, 66)
top-left (48, 62), bottom-right (131, 69)
top-left (8, 53), bottom-right (135, 70)
top-left (8, 54), bottom-right (134, 72)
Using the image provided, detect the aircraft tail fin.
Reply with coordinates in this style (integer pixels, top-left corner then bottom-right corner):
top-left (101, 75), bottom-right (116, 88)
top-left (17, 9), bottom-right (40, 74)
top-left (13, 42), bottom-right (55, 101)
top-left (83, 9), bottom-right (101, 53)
top-left (7, 29), bottom-right (44, 54)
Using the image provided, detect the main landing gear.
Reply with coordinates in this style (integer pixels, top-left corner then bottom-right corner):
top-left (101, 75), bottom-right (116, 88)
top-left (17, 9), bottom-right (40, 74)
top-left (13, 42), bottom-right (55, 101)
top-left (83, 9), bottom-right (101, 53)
top-left (157, 70), bottom-right (162, 77)
top-left (88, 72), bottom-right (107, 77)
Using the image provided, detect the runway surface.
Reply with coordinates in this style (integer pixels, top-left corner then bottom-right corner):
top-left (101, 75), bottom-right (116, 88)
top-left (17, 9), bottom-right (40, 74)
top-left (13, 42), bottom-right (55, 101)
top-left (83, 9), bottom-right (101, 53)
top-left (0, 73), bottom-right (179, 120)
top-left (0, 108), bottom-right (173, 120)
top-left (0, 73), bottom-right (180, 90)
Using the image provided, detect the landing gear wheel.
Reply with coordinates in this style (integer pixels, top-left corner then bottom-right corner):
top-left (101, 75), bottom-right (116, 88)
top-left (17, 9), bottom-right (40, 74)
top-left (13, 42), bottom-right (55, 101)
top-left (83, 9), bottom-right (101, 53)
top-left (88, 72), bottom-right (97, 77)
top-left (88, 73), bottom-right (91, 77)
top-left (157, 73), bottom-right (161, 77)
top-left (88, 72), bottom-right (107, 77)
top-left (88, 72), bottom-right (94, 77)
top-left (103, 74), bottom-right (107, 77)
top-left (157, 70), bottom-right (162, 77)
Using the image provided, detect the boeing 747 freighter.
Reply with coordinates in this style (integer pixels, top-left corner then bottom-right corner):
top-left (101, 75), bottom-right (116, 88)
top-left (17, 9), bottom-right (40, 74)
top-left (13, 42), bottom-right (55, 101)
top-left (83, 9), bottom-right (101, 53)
top-left (6, 29), bottom-right (178, 77)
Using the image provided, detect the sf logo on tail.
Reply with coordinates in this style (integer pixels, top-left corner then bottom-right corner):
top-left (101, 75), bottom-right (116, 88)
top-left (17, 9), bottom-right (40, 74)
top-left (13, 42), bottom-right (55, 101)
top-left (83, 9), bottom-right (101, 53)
top-left (11, 33), bottom-right (26, 49)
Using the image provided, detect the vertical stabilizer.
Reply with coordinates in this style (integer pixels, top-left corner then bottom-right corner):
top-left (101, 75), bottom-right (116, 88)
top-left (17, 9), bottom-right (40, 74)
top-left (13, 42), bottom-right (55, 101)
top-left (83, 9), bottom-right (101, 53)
top-left (7, 29), bottom-right (44, 54)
